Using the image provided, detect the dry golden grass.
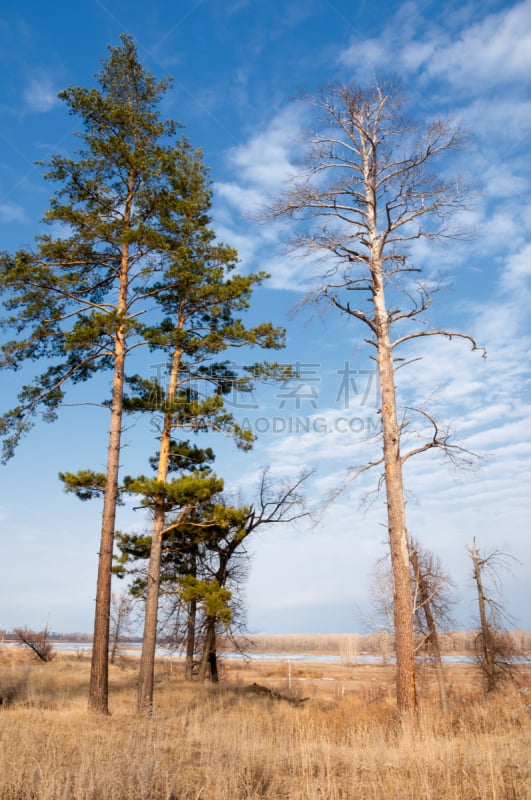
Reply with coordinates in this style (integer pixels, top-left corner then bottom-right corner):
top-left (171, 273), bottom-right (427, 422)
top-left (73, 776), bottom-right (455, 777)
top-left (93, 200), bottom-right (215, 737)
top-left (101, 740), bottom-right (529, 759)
top-left (0, 651), bottom-right (529, 799)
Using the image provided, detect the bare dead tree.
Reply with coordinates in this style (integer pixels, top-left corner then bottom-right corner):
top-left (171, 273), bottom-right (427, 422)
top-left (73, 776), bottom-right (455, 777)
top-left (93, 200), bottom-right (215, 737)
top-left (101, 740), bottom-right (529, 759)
top-left (194, 467), bottom-right (312, 683)
top-left (409, 538), bottom-right (454, 711)
top-left (467, 538), bottom-right (520, 693)
top-left (371, 537), bottom-right (454, 710)
top-left (109, 590), bottom-right (137, 665)
top-left (370, 554), bottom-right (396, 631)
top-left (14, 625), bottom-right (54, 663)
top-left (266, 83), bottom-right (484, 713)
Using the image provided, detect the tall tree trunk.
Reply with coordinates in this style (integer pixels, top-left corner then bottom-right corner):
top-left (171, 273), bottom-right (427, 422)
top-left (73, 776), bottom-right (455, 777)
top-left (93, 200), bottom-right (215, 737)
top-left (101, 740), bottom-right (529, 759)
top-left (410, 547), bottom-right (449, 712)
top-left (364, 106), bottom-right (416, 711)
top-left (137, 342), bottom-right (183, 715)
top-left (137, 502), bottom-right (165, 714)
top-left (88, 332), bottom-right (126, 713)
top-left (372, 275), bottom-right (417, 712)
top-left (88, 216), bottom-right (131, 713)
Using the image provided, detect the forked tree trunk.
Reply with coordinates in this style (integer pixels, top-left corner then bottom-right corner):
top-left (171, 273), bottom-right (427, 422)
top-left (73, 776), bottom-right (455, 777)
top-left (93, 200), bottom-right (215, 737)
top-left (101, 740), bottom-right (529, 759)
top-left (197, 618), bottom-right (217, 682)
top-left (137, 343), bottom-right (183, 715)
top-left (109, 594), bottom-right (131, 665)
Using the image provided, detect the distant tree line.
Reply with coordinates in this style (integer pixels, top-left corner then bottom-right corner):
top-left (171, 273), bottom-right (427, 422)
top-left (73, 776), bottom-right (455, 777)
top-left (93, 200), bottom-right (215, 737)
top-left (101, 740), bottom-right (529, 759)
top-left (5, 625), bottom-right (530, 656)
top-left (232, 630), bottom-right (531, 656)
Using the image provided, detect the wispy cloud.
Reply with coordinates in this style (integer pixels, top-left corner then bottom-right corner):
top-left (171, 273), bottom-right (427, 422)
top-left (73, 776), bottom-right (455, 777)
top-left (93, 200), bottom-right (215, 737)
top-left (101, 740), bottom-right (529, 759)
top-left (500, 242), bottom-right (531, 292)
top-left (23, 76), bottom-right (59, 113)
top-left (426, 0), bottom-right (531, 89)
top-left (339, 0), bottom-right (531, 93)
top-left (0, 202), bottom-right (26, 223)
top-left (213, 103), bottom-right (313, 288)
top-left (225, 103), bottom-right (302, 193)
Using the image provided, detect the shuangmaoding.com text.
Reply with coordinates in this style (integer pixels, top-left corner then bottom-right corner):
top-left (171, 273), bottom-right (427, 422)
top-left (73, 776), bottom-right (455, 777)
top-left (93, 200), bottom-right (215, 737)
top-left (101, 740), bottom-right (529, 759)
top-left (147, 360), bottom-right (381, 436)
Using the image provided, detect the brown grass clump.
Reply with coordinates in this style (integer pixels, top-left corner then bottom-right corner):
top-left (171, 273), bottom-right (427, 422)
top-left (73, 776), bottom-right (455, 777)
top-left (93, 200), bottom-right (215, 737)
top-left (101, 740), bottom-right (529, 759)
top-left (0, 653), bottom-right (529, 799)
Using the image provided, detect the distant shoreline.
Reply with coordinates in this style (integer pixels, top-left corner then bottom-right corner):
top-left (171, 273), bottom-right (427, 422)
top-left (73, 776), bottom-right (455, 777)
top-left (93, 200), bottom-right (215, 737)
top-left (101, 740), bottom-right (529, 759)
top-left (4, 638), bottom-right (530, 664)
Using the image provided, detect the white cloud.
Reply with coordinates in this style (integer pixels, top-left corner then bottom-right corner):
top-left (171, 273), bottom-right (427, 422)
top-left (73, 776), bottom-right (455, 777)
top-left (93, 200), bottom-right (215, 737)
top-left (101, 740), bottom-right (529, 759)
top-left (23, 76), bottom-right (59, 112)
top-left (427, 0), bottom-right (531, 88)
top-left (477, 163), bottom-right (529, 201)
top-left (216, 182), bottom-right (265, 216)
top-left (339, 0), bottom-right (531, 92)
top-left (338, 1), bottom-right (443, 82)
top-left (257, 247), bottom-right (333, 291)
top-left (461, 97), bottom-right (531, 147)
top-left (501, 243), bottom-right (531, 291)
top-left (227, 103), bottom-right (303, 193)
top-left (212, 104), bottom-right (319, 288)
top-left (0, 202), bottom-right (26, 223)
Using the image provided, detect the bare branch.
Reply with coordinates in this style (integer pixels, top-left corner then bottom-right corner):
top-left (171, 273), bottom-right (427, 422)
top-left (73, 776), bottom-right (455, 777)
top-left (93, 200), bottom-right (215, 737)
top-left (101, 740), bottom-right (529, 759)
top-left (392, 329), bottom-right (487, 357)
top-left (264, 81), bottom-right (483, 714)
top-left (14, 626), bottom-right (54, 662)
top-left (401, 406), bottom-right (480, 469)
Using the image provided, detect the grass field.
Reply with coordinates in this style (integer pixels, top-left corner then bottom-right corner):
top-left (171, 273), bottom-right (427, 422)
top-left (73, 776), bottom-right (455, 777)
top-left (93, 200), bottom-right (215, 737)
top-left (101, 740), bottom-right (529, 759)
top-left (0, 648), bottom-right (529, 799)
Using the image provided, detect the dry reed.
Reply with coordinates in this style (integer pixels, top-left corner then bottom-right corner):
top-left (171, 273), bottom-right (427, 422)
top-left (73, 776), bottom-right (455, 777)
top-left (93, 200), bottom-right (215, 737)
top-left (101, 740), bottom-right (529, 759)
top-left (0, 652), bottom-right (529, 799)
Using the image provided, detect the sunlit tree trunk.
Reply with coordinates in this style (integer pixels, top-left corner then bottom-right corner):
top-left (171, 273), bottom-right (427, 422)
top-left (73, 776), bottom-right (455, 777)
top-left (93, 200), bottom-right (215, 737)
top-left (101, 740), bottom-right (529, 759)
top-left (137, 344), bottom-right (183, 715)
top-left (88, 191), bottom-right (132, 714)
top-left (366, 123), bottom-right (416, 710)
top-left (375, 311), bottom-right (417, 711)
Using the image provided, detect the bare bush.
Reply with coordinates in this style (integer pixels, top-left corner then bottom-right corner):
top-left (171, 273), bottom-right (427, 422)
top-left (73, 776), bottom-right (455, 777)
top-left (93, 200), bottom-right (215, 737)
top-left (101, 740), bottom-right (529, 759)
top-left (14, 626), bottom-right (54, 663)
top-left (468, 539), bottom-right (521, 693)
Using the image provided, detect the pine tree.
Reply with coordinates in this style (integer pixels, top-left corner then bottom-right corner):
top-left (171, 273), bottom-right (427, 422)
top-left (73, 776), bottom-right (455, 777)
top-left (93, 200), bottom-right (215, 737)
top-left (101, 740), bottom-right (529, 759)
top-left (59, 137), bottom-right (289, 714)
top-left (1, 35), bottom-right (271, 713)
top-left (129, 143), bottom-right (287, 713)
top-left (115, 468), bottom-right (310, 695)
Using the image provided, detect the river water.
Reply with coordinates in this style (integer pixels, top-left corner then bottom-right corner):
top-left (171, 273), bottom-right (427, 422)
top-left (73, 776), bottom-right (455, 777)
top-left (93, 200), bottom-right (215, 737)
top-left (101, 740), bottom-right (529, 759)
top-left (8, 641), bottom-right (530, 664)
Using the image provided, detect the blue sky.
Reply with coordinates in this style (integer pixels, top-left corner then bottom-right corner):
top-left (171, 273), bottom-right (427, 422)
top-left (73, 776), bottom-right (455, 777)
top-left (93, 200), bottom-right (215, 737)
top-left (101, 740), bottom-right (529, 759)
top-left (1, 0), bottom-right (530, 635)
